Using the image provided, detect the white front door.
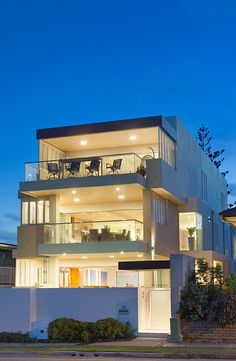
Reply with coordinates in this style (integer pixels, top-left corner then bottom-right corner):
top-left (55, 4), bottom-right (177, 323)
top-left (138, 287), bottom-right (171, 333)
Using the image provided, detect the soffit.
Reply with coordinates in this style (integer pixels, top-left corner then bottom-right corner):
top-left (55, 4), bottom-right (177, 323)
top-left (41, 127), bottom-right (158, 152)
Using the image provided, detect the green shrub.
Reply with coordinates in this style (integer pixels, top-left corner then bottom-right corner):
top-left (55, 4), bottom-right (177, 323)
top-left (94, 318), bottom-right (127, 341)
top-left (0, 332), bottom-right (34, 343)
top-left (48, 318), bottom-right (82, 342)
top-left (48, 317), bottom-right (128, 343)
top-left (179, 259), bottom-right (236, 325)
top-left (80, 322), bottom-right (95, 343)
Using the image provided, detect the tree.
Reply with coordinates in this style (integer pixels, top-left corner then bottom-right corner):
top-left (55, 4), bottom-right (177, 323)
top-left (197, 124), bottom-right (225, 170)
top-left (197, 124), bottom-right (234, 205)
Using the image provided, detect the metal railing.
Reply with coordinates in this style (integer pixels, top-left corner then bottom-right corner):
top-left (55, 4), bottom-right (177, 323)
top-left (24, 152), bottom-right (144, 181)
top-left (43, 220), bottom-right (143, 244)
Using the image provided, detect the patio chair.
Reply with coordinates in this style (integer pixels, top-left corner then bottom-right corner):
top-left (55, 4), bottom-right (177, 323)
top-left (126, 230), bottom-right (131, 241)
top-left (106, 158), bottom-right (122, 175)
top-left (66, 161), bottom-right (81, 177)
top-left (47, 162), bottom-right (60, 180)
top-left (86, 159), bottom-right (100, 176)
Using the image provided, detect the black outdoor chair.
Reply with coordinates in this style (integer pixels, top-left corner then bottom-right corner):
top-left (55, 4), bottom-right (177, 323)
top-left (66, 161), bottom-right (81, 177)
top-left (47, 162), bottom-right (60, 180)
top-left (86, 159), bottom-right (100, 176)
top-left (106, 158), bottom-right (122, 174)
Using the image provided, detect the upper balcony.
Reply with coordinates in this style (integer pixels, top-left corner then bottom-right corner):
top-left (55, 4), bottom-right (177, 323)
top-left (20, 116), bottom-right (177, 194)
top-left (25, 152), bottom-right (144, 181)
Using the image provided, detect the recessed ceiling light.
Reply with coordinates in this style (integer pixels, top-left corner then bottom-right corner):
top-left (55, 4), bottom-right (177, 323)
top-left (137, 254), bottom-right (143, 258)
top-left (72, 190), bottom-right (76, 195)
top-left (74, 198), bottom-right (80, 202)
top-left (109, 255), bottom-right (115, 259)
top-left (129, 135), bottom-right (137, 141)
top-left (116, 187), bottom-right (120, 191)
top-left (63, 253), bottom-right (66, 256)
top-left (120, 251), bottom-right (124, 255)
top-left (118, 195), bottom-right (125, 200)
top-left (80, 140), bottom-right (87, 145)
top-left (82, 256), bottom-right (88, 259)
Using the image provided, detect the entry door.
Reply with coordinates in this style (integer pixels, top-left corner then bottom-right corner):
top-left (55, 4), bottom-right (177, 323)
top-left (139, 287), bottom-right (171, 333)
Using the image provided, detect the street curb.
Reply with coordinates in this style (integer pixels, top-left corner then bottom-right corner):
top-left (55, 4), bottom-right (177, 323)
top-left (1, 350), bottom-right (236, 359)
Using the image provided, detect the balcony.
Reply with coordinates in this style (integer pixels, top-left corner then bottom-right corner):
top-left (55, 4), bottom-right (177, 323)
top-left (25, 153), bottom-right (144, 182)
top-left (43, 220), bottom-right (143, 244)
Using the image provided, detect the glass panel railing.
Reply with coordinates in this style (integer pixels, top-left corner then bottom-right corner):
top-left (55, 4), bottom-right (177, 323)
top-left (24, 153), bottom-right (143, 181)
top-left (43, 220), bottom-right (143, 244)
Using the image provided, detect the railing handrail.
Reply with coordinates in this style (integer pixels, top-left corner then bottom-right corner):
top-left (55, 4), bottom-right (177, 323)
top-left (24, 152), bottom-right (143, 165)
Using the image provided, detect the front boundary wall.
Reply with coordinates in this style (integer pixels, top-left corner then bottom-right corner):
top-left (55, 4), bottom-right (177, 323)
top-left (181, 320), bottom-right (236, 342)
top-left (0, 288), bottom-right (138, 338)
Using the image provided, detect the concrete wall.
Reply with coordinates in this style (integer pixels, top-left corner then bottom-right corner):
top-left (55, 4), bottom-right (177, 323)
top-left (0, 288), bottom-right (138, 338)
top-left (0, 288), bottom-right (36, 332)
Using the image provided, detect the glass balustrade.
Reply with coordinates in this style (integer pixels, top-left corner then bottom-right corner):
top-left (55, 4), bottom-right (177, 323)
top-left (24, 153), bottom-right (144, 181)
top-left (43, 220), bottom-right (143, 244)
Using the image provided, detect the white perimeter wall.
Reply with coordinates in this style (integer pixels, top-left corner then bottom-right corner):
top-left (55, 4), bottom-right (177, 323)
top-left (0, 288), bottom-right (138, 338)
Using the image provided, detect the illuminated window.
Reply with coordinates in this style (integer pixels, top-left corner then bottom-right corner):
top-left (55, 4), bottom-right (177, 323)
top-left (45, 201), bottom-right (50, 223)
top-left (179, 212), bottom-right (203, 251)
top-left (157, 128), bottom-right (176, 168)
top-left (29, 202), bottom-right (36, 224)
top-left (37, 201), bottom-right (44, 223)
top-left (22, 202), bottom-right (28, 224)
top-left (116, 271), bottom-right (139, 287)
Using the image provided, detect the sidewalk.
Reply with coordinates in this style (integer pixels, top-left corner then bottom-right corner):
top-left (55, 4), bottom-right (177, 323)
top-left (1, 337), bottom-right (236, 358)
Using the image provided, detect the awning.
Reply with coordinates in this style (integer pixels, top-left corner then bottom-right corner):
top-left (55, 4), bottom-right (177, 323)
top-left (220, 207), bottom-right (236, 227)
top-left (118, 260), bottom-right (170, 271)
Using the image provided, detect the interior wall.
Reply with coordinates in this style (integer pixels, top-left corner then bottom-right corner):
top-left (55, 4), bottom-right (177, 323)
top-left (65, 143), bottom-right (157, 159)
top-left (39, 140), bottom-right (65, 161)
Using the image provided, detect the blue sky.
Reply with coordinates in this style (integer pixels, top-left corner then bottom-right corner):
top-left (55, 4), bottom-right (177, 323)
top-left (0, 0), bottom-right (236, 243)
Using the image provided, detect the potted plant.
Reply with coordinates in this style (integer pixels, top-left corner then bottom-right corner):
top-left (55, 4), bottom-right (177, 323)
top-left (102, 225), bottom-right (111, 241)
top-left (186, 227), bottom-right (196, 250)
top-left (136, 164), bottom-right (146, 177)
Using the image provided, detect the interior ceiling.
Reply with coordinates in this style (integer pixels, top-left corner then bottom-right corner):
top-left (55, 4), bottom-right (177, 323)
top-left (26, 184), bottom-right (143, 206)
top-left (42, 127), bottom-right (159, 152)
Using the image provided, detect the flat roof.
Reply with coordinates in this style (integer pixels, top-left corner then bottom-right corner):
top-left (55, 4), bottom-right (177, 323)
top-left (0, 243), bottom-right (17, 250)
top-left (220, 207), bottom-right (236, 227)
top-left (37, 115), bottom-right (163, 140)
top-left (220, 207), bottom-right (236, 217)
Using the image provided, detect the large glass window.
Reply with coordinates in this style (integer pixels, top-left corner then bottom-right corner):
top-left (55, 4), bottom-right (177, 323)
top-left (22, 202), bottom-right (28, 224)
top-left (22, 200), bottom-right (50, 225)
top-left (45, 201), bottom-right (50, 223)
top-left (29, 202), bottom-right (36, 224)
top-left (179, 212), bottom-right (203, 251)
top-left (85, 269), bottom-right (108, 287)
top-left (116, 271), bottom-right (139, 287)
top-left (157, 128), bottom-right (176, 168)
top-left (37, 201), bottom-right (44, 223)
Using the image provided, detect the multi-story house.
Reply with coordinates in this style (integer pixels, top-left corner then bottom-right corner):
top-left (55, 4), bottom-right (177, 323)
top-left (13, 115), bottom-right (235, 334)
top-left (0, 243), bottom-right (16, 287)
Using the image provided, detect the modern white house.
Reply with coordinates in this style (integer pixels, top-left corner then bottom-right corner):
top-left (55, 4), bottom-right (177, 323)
top-left (12, 115), bottom-right (235, 336)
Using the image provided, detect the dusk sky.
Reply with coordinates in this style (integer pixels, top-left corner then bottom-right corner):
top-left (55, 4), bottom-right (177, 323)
top-left (0, 0), bottom-right (236, 244)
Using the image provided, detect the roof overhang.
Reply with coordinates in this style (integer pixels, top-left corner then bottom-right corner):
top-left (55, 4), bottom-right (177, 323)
top-left (37, 116), bottom-right (163, 140)
top-left (220, 207), bottom-right (236, 227)
top-left (118, 260), bottom-right (170, 271)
